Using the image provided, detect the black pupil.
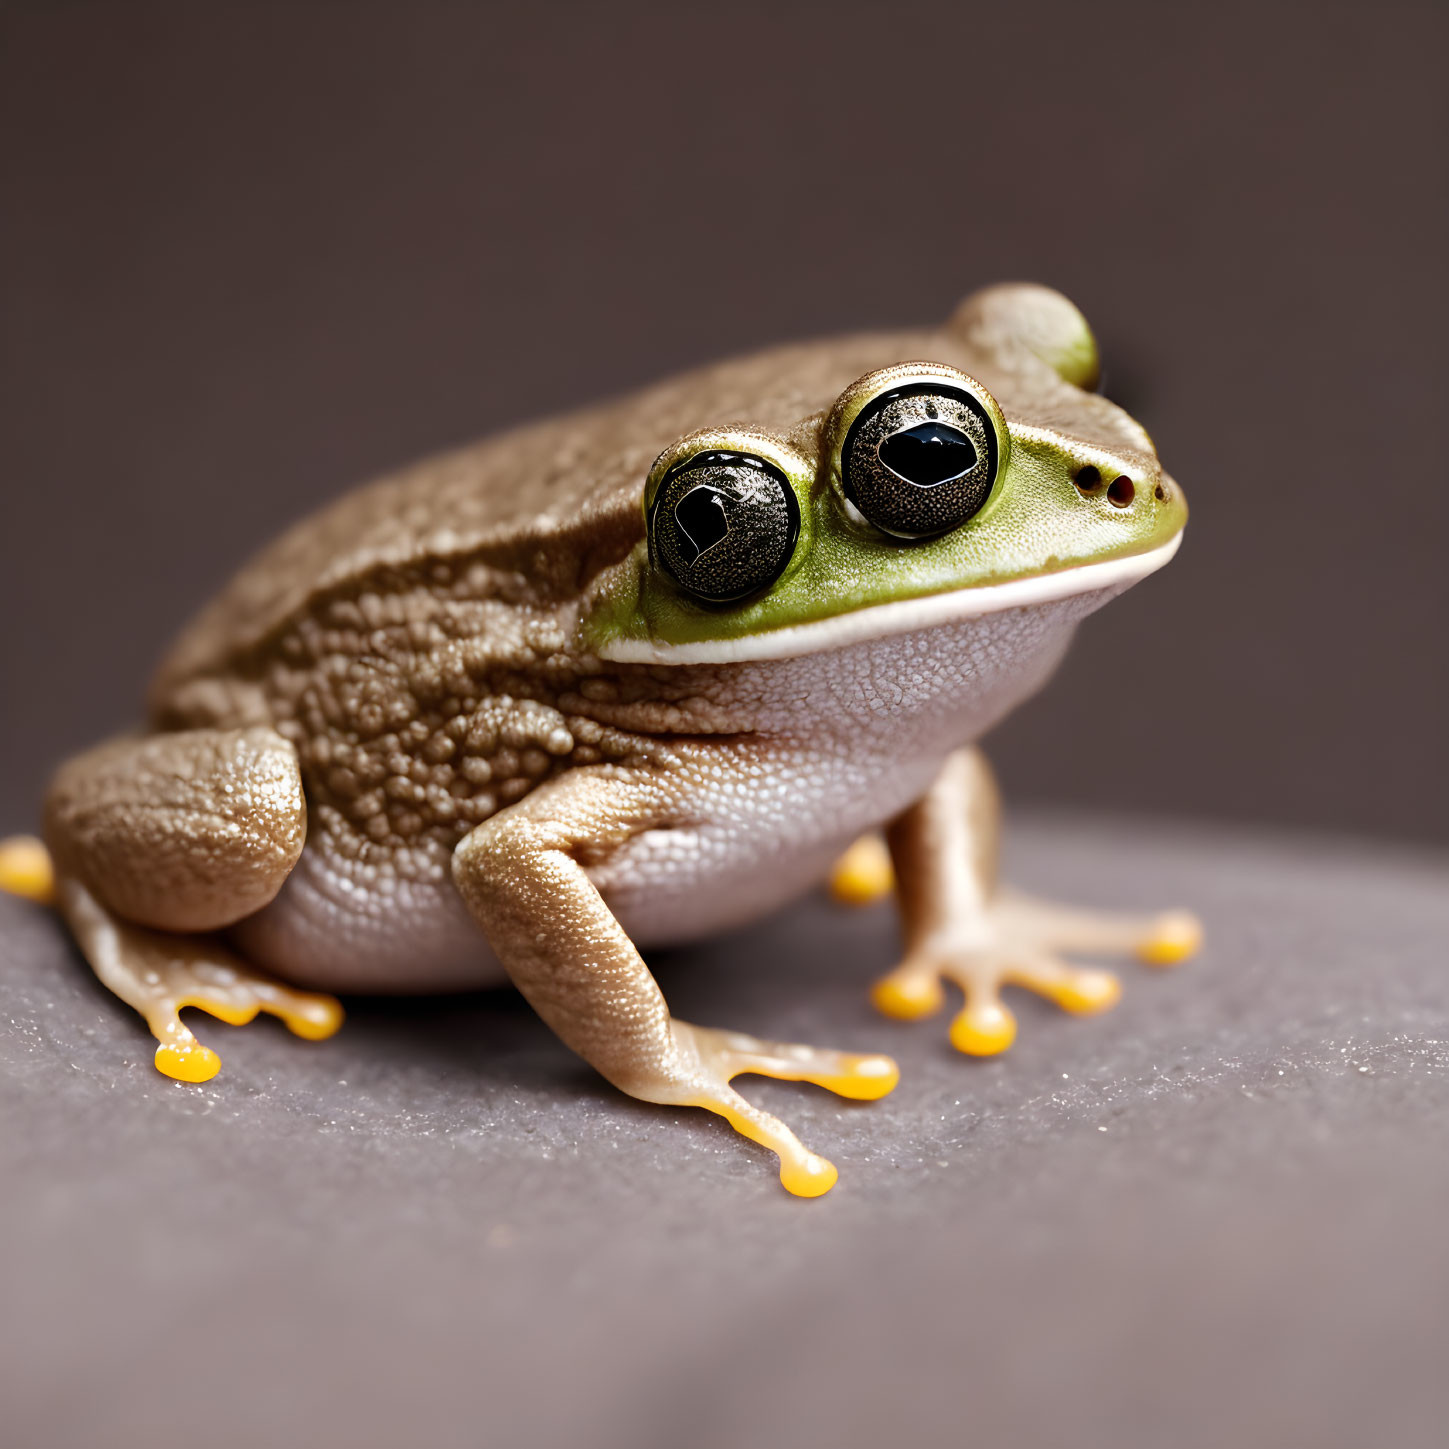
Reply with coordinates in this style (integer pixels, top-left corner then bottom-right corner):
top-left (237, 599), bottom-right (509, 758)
top-left (672, 485), bottom-right (731, 565)
top-left (648, 450), bottom-right (800, 605)
top-left (877, 421), bottom-right (977, 488)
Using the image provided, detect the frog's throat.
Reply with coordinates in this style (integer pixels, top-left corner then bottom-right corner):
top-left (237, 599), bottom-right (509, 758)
top-left (598, 533), bottom-right (1182, 665)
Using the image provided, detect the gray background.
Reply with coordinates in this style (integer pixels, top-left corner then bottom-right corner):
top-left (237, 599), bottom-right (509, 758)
top-left (2, 0), bottom-right (1445, 844)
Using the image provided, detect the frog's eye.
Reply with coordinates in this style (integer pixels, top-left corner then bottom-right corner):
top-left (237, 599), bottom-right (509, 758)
top-left (840, 382), bottom-right (1001, 539)
top-left (648, 450), bottom-right (801, 604)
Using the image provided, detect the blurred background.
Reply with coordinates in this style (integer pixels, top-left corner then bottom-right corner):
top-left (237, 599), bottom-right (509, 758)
top-left (3, 11), bottom-right (1448, 1449)
top-left (2, 1), bottom-right (1445, 844)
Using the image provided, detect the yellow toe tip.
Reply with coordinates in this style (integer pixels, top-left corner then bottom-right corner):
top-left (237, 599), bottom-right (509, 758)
top-left (828, 835), bottom-right (895, 907)
top-left (180, 997), bottom-right (258, 1027)
top-left (1052, 969), bottom-right (1123, 1016)
top-left (154, 1040), bottom-right (221, 1083)
top-left (950, 1003), bottom-right (1017, 1056)
top-left (0, 836), bottom-right (55, 906)
top-left (283, 996), bottom-right (345, 1041)
top-left (1137, 912), bottom-right (1203, 967)
top-left (822, 1053), bottom-right (900, 1101)
top-left (871, 974), bottom-right (944, 1021)
top-left (780, 1153), bottom-right (839, 1198)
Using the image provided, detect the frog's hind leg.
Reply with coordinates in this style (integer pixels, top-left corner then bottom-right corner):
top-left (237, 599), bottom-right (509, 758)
top-left (58, 877), bottom-right (342, 1081)
top-left (44, 726), bottom-right (311, 934)
top-left (36, 726), bottom-right (343, 1080)
top-left (872, 748), bottom-right (1202, 1055)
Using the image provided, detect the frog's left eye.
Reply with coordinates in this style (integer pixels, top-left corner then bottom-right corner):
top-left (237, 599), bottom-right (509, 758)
top-left (840, 382), bottom-right (1001, 539)
top-left (648, 450), bottom-right (801, 604)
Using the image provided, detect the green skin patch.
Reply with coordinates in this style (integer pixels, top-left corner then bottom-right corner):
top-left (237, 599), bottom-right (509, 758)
top-left (582, 428), bottom-right (1187, 653)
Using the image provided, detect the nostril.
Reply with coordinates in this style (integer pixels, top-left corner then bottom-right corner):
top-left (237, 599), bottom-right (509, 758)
top-left (1073, 465), bottom-right (1101, 493)
top-left (1154, 482), bottom-right (1166, 501)
top-left (1107, 475), bottom-right (1135, 508)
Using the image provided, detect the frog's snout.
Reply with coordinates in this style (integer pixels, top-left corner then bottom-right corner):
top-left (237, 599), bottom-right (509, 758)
top-left (1069, 457), bottom-right (1186, 530)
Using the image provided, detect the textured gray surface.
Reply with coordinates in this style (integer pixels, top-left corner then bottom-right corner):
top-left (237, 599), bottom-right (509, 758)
top-left (2, 814), bottom-right (1447, 1449)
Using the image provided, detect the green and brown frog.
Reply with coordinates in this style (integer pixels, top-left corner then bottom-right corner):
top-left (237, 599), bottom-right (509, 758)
top-left (0, 283), bottom-right (1199, 1196)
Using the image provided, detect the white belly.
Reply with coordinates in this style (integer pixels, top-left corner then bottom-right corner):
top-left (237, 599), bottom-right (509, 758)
top-left (233, 586), bottom-right (1105, 993)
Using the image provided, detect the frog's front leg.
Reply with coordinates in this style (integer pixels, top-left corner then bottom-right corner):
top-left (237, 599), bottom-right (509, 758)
top-left (38, 728), bottom-right (343, 1081)
top-left (452, 762), bottom-right (899, 1197)
top-left (866, 749), bottom-right (1201, 1055)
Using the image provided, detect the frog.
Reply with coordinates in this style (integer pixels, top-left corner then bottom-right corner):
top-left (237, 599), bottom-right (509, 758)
top-left (0, 283), bottom-right (1200, 1197)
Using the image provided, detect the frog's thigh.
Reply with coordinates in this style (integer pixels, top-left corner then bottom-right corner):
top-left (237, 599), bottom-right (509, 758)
top-left (872, 747), bottom-right (1202, 1055)
top-left (45, 726), bottom-right (307, 932)
top-left (452, 764), bottom-right (898, 1198)
top-left (42, 728), bottom-right (341, 1081)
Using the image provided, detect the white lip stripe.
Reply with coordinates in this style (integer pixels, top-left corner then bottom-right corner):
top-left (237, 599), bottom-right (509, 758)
top-left (599, 533), bottom-right (1183, 664)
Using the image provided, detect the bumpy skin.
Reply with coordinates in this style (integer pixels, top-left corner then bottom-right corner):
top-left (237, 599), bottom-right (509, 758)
top-left (20, 284), bottom-right (1199, 1195)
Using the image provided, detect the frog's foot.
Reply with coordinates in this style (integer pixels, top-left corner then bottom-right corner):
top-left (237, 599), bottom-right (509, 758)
top-left (638, 1021), bottom-right (900, 1197)
top-left (872, 888), bottom-right (1202, 1055)
top-left (57, 878), bottom-right (343, 1083)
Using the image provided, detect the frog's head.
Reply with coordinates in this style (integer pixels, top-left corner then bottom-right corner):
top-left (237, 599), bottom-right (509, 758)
top-left (587, 284), bottom-right (1186, 664)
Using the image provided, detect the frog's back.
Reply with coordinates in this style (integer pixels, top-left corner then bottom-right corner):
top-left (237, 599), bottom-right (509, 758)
top-left (152, 284), bottom-right (1147, 714)
top-left (151, 328), bottom-right (941, 708)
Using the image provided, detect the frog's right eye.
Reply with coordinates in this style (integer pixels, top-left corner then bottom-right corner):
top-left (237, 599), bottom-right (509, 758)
top-left (648, 450), bottom-right (801, 604)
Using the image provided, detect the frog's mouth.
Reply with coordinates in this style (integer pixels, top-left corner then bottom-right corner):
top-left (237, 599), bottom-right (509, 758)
top-left (598, 533), bottom-right (1182, 665)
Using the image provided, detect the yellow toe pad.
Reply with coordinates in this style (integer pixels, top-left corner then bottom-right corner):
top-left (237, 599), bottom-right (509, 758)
top-left (815, 1053), bottom-right (900, 1100)
top-left (1137, 912), bottom-right (1203, 967)
top-left (0, 836), bottom-right (55, 905)
top-left (277, 995), bottom-right (345, 1040)
top-left (155, 1040), bottom-right (222, 1083)
top-left (781, 1153), bottom-right (839, 1198)
top-left (1041, 969), bottom-right (1123, 1016)
top-left (829, 835), bottom-right (895, 907)
top-left (950, 1002), bottom-right (1017, 1056)
top-left (872, 972), bottom-right (945, 1021)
